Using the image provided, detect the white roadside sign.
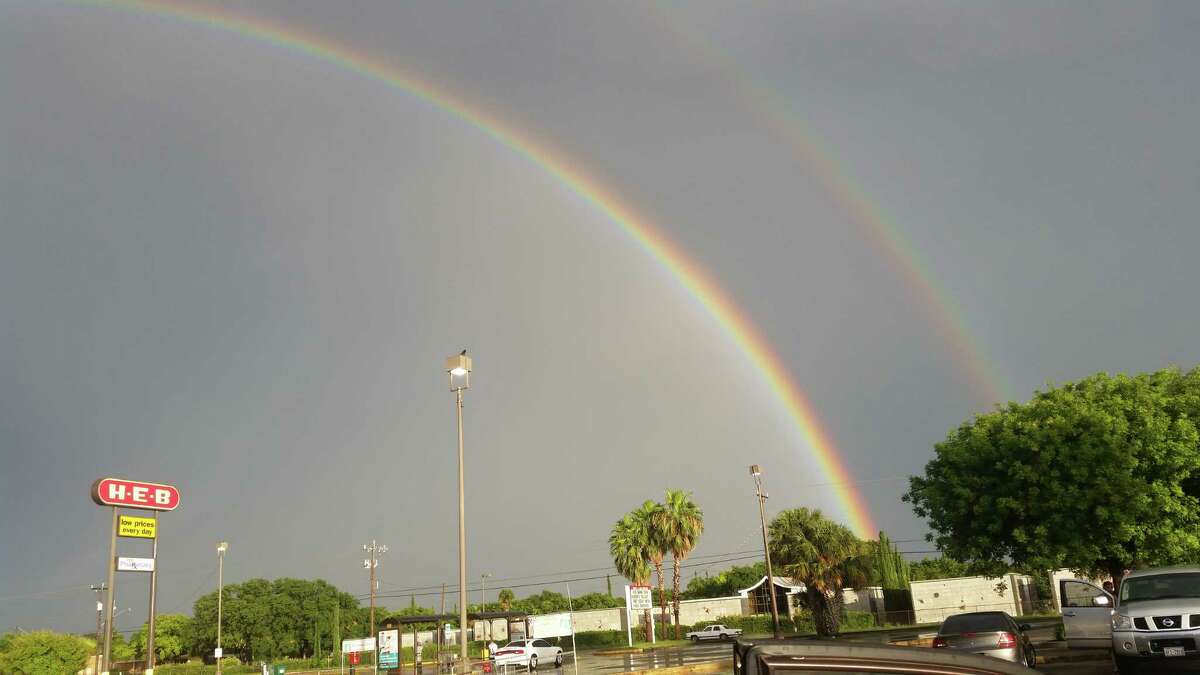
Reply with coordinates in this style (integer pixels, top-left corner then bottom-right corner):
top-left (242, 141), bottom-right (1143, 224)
top-left (628, 585), bottom-right (652, 611)
top-left (341, 637), bottom-right (376, 653)
top-left (117, 557), bottom-right (155, 572)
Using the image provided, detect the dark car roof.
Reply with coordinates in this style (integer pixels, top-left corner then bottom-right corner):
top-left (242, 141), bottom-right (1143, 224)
top-left (939, 612), bottom-right (1012, 634)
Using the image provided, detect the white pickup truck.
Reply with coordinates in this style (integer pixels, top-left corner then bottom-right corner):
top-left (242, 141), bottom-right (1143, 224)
top-left (686, 624), bottom-right (743, 642)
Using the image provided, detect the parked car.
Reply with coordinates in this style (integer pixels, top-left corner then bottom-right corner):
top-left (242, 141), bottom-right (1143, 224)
top-left (932, 611), bottom-right (1036, 668)
top-left (1062, 565), bottom-right (1200, 674)
top-left (686, 624), bottom-right (743, 642)
top-left (735, 638), bottom-right (1035, 675)
top-left (492, 638), bottom-right (563, 670)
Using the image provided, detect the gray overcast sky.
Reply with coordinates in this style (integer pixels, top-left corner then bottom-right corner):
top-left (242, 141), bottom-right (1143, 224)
top-left (2, 0), bottom-right (1198, 633)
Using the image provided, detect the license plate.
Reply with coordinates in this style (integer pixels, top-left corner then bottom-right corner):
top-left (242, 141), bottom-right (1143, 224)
top-left (1165, 646), bottom-right (1185, 657)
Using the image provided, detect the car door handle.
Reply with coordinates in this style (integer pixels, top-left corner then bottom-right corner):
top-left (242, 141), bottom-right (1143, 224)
top-left (1063, 611), bottom-right (1076, 617)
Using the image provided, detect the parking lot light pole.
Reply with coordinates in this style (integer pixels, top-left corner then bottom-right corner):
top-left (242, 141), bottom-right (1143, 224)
top-left (751, 464), bottom-right (782, 640)
top-left (216, 542), bottom-right (227, 674)
top-left (447, 351), bottom-right (472, 673)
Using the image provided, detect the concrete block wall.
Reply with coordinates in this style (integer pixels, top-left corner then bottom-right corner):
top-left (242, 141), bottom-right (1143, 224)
top-left (676, 596), bottom-right (745, 625)
top-left (909, 574), bottom-right (1029, 624)
top-left (569, 607), bottom-right (626, 632)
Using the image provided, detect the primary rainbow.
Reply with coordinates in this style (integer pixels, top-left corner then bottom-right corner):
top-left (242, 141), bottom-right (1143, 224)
top-left (69, 0), bottom-right (878, 536)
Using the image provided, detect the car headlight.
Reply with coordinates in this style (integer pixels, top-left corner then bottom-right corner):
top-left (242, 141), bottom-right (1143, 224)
top-left (1112, 614), bottom-right (1133, 630)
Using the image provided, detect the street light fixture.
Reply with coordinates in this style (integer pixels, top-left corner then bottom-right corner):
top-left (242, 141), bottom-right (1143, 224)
top-left (446, 350), bottom-right (472, 672)
top-left (216, 542), bottom-right (228, 674)
top-left (750, 465), bottom-right (783, 639)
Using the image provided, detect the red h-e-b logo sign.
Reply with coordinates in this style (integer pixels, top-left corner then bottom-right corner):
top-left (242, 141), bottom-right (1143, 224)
top-left (91, 478), bottom-right (180, 511)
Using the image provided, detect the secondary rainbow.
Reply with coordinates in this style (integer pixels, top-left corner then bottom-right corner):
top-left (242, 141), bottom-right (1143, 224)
top-left (648, 8), bottom-right (1012, 404)
top-left (70, 0), bottom-right (878, 536)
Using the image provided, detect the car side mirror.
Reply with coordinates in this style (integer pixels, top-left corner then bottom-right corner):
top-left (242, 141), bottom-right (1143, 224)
top-left (1018, 623), bottom-right (1032, 632)
top-left (1094, 595), bottom-right (1111, 606)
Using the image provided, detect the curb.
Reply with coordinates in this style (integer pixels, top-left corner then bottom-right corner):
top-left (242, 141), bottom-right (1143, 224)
top-left (625, 659), bottom-right (732, 675)
top-left (594, 648), bottom-right (646, 656)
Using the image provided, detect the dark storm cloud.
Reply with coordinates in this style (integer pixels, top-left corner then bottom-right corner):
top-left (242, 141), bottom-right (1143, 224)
top-left (1, 0), bottom-right (1197, 631)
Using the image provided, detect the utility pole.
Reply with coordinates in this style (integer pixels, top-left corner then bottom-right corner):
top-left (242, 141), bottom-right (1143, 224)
top-left (90, 583), bottom-right (106, 669)
top-left (750, 464), bottom-right (783, 640)
top-left (362, 541), bottom-right (387, 639)
top-left (480, 573), bottom-right (492, 641)
top-left (438, 583), bottom-right (447, 666)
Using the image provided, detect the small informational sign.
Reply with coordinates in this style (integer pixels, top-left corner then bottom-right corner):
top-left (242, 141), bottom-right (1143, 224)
top-left (214, 647), bottom-right (223, 658)
top-left (378, 629), bottom-right (399, 668)
top-left (118, 515), bottom-right (157, 538)
top-left (529, 613), bottom-right (572, 639)
top-left (341, 637), bottom-right (376, 654)
top-left (628, 585), bottom-right (652, 611)
top-left (117, 557), bottom-right (155, 572)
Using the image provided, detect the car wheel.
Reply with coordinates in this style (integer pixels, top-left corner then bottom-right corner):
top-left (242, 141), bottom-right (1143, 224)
top-left (721, 633), bottom-right (730, 641)
top-left (529, 654), bottom-right (538, 670)
top-left (1025, 646), bottom-right (1036, 669)
top-left (690, 636), bottom-right (699, 643)
top-left (555, 653), bottom-right (563, 667)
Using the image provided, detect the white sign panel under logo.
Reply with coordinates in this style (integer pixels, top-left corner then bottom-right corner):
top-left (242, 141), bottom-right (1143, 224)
top-left (341, 637), bottom-right (376, 653)
top-left (627, 585), bottom-right (652, 611)
top-left (117, 557), bottom-right (155, 572)
top-left (529, 612), bottom-right (572, 638)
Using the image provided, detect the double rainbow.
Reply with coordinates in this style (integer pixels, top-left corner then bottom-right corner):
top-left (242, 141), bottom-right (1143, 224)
top-left (71, 0), bottom-right (878, 536)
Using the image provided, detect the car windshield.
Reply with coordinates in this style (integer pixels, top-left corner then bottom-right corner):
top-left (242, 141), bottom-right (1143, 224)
top-left (504, 640), bottom-right (527, 647)
top-left (939, 613), bottom-right (1008, 634)
top-left (1121, 573), bottom-right (1200, 602)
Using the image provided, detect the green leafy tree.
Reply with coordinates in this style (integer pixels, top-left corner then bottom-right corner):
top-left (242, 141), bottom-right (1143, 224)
top-left (610, 511), bottom-right (653, 635)
top-left (497, 589), bottom-right (514, 611)
top-left (908, 557), bottom-right (969, 581)
top-left (769, 508), bottom-right (868, 637)
top-left (130, 613), bottom-right (191, 663)
top-left (905, 369), bottom-right (1200, 582)
top-left (189, 578), bottom-right (360, 662)
top-left (683, 562), bottom-right (767, 599)
top-left (0, 631), bottom-right (92, 675)
top-left (865, 532), bottom-right (910, 590)
top-left (657, 489), bottom-right (704, 638)
top-left (570, 592), bottom-right (625, 610)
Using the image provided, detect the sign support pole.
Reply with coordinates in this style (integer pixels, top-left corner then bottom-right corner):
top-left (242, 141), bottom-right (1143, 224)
top-left (146, 511), bottom-right (159, 673)
top-left (102, 506), bottom-right (118, 674)
top-left (624, 586), bottom-right (632, 648)
top-left (566, 583), bottom-right (579, 675)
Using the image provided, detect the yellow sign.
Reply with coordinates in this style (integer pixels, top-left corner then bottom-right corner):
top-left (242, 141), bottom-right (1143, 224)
top-left (118, 515), bottom-right (157, 539)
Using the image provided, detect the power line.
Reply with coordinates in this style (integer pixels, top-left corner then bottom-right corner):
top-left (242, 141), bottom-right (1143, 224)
top-left (0, 585), bottom-right (93, 604)
top-left (374, 548), bottom-right (762, 596)
top-left (365, 553), bottom-right (765, 602)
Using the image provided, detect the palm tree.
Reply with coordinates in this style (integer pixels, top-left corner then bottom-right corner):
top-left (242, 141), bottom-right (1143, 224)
top-left (769, 507), bottom-right (868, 637)
top-left (635, 500), bottom-right (670, 638)
top-left (497, 589), bottom-right (514, 612)
top-left (657, 489), bottom-right (704, 638)
top-left (609, 512), bottom-right (653, 636)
